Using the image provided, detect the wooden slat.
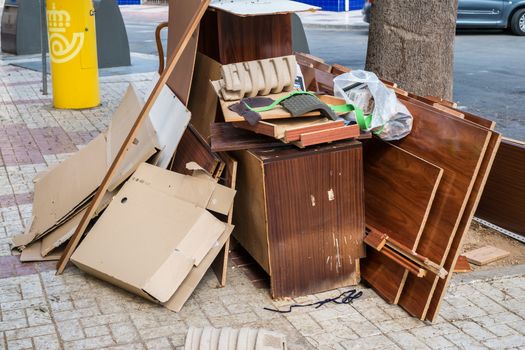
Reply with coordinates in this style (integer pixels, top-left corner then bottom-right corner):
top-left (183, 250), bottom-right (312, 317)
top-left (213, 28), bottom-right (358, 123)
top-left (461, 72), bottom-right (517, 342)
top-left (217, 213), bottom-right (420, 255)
top-left (453, 255), bottom-right (472, 273)
top-left (170, 125), bottom-right (222, 176)
top-left (362, 139), bottom-right (443, 303)
top-left (284, 120), bottom-right (345, 142)
top-left (295, 124), bottom-right (360, 148)
top-left (393, 99), bottom-right (491, 319)
top-left (210, 123), bottom-right (287, 152)
top-left (425, 129), bottom-right (500, 321)
top-left (211, 152), bottom-right (238, 287)
top-left (476, 138), bottom-right (525, 237)
top-left (56, 0), bottom-right (211, 274)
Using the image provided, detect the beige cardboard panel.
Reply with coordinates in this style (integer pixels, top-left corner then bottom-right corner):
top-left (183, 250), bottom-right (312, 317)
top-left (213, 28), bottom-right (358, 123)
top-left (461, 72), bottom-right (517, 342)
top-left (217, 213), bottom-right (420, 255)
top-left (31, 134), bottom-right (107, 238)
top-left (163, 225), bottom-right (234, 312)
top-left (11, 217), bottom-right (35, 249)
top-left (41, 208), bottom-right (84, 257)
top-left (142, 250), bottom-right (194, 303)
top-left (132, 163), bottom-right (235, 215)
top-left (148, 85), bottom-right (191, 169)
top-left (107, 84), bottom-right (160, 191)
top-left (71, 181), bottom-right (204, 290)
top-left (20, 241), bottom-right (63, 262)
top-left (176, 210), bottom-right (226, 266)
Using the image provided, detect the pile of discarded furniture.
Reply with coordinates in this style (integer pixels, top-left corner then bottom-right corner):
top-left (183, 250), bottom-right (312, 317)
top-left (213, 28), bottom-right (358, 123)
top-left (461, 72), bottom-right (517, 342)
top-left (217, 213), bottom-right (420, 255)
top-left (11, 0), bottom-right (523, 324)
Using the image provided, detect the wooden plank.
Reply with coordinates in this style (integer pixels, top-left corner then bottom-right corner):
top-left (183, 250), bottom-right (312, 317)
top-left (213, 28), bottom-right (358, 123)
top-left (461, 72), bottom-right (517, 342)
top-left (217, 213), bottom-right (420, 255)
top-left (423, 95), bottom-right (457, 109)
top-left (261, 141), bottom-right (364, 297)
top-left (392, 99), bottom-right (491, 319)
top-left (210, 122), bottom-right (287, 152)
top-left (476, 138), bottom-right (525, 237)
top-left (284, 120), bottom-right (345, 142)
top-left (166, 0), bottom-right (201, 105)
top-left (56, 0), bottom-right (211, 274)
top-left (212, 152), bottom-right (238, 287)
top-left (331, 63), bottom-right (351, 75)
top-left (425, 126), bottom-right (501, 322)
top-left (362, 139), bottom-right (443, 303)
top-left (364, 229), bottom-right (387, 251)
top-left (453, 255), bottom-right (472, 273)
top-left (464, 246), bottom-right (510, 266)
top-left (381, 246), bottom-right (426, 278)
top-left (170, 125), bottom-right (222, 176)
top-left (432, 103), bottom-right (464, 119)
top-left (294, 124), bottom-right (360, 147)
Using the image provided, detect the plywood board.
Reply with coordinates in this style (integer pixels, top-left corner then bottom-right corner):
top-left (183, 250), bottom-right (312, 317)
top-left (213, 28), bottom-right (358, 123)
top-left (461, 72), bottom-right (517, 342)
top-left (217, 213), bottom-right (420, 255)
top-left (295, 124), bottom-right (360, 147)
top-left (166, 0), bottom-right (201, 105)
top-left (362, 140), bottom-right (443, 303)
top-left (453, 255), bottom-right (472, 273)
top-left (425, 129), bottom-right (501, 322)
top-left (392, 100), bottom-right (491, 319)
top-left (476, 138), bottom-right (525, 237)
top-left (464, 246), bottom-right (510, 266)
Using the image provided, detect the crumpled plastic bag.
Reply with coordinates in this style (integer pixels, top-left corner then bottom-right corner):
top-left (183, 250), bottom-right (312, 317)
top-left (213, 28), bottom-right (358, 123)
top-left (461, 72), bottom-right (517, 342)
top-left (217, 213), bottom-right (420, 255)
top-left (333, 70), bottom-right (413, 141)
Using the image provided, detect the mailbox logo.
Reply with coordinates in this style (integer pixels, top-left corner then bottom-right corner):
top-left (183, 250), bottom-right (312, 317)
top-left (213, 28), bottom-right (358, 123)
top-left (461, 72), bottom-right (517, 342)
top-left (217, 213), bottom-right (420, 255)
top-left (47, 3), bottom-right (85, 64)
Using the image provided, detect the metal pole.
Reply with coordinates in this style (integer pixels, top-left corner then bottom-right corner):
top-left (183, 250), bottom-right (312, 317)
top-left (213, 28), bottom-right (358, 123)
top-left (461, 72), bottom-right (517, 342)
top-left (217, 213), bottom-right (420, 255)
top-left (40, 0), bottom-right (48, 95)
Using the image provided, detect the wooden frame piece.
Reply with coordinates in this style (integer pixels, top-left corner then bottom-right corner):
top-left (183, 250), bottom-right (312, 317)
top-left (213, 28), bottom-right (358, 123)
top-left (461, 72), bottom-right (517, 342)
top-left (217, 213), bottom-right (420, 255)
top-left (56, 0), bottom-right (211, 274)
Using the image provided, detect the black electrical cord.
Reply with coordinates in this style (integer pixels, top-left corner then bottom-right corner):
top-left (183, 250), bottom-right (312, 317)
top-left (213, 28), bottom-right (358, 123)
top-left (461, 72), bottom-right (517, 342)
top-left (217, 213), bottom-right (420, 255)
top-left (263, 289), bottom-right (363, 314)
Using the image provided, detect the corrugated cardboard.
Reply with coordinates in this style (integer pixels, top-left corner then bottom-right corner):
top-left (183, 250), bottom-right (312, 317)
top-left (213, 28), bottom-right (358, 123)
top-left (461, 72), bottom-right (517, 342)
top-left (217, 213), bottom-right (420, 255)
top-left (12, 85), bottom-right (159, 250)
top-left (20, 240), bottom-right (64, 262)
top-left (71, 163), bottom-right (235, 306)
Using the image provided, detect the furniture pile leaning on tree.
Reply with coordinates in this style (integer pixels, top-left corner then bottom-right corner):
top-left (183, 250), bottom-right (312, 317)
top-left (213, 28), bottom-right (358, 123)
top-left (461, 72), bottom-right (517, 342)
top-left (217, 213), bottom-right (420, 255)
top-left (11, 0), bottom-right (523, 324)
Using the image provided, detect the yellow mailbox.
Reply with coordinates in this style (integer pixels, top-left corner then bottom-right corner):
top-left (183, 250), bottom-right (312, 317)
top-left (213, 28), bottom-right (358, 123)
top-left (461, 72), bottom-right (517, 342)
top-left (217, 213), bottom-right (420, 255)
top-left (47, 0), bottom-right (100, 109)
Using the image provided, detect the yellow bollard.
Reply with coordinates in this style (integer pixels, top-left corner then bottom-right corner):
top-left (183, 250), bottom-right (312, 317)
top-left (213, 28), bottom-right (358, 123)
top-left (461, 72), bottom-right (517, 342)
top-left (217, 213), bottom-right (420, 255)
top-left (46, 0), bottom-right (100, 109)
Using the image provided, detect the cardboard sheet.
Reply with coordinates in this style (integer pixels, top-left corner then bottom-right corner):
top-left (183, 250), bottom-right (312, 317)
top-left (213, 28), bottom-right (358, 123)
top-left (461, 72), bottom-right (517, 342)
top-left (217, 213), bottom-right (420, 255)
top-left (11, 85), bottom-right (159, 250)
top-left (20, 241), bottom-right (64, 262)
top-left (71, 163), bottom-right (235, 305)
top-left (148, 85), bottom-right (191, 169)
top-left (209, 0), bottom-right (319, 16)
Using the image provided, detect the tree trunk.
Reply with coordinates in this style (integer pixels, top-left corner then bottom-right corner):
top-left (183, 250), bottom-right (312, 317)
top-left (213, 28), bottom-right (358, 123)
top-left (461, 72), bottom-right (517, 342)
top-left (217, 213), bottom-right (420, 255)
top-left (365, 0), bottom-right (458, 100)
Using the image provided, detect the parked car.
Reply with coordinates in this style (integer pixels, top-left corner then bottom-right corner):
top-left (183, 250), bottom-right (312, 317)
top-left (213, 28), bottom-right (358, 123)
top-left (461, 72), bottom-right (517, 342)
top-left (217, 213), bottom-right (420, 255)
top-left (362, 0), bottom-right (525, 36)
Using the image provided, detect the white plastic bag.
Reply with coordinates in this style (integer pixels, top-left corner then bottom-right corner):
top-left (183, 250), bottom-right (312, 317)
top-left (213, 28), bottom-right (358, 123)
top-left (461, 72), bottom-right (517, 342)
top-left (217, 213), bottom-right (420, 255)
top-left (333, 70), bottom-right (413, 141)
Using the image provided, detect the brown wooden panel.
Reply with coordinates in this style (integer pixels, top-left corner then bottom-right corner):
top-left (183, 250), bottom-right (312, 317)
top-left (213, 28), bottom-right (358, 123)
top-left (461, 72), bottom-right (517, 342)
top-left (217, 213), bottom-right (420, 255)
top-left (296, 124), bottom-right (360, 147)
top-left (187, 53), bottom-right (222, 139)
top-left (426, 131), bottom-right (501, 322)
top-left (362, 139), bottom-right (443, 303)
top-left (362, 248), bottom-right (408, 303)
top-left (476, 138), bottom-right (525, 237)
top-left (210, 123), bottom-right (286, 152)
top-left (453, 255), bottom-right (472, 273)
top-left (232, 151), bottom-right (271, 273)
top-left (170, 125), bottom-right (221, 176)
top-left (262, 142), bottom-right (364, 298)
top-left (216, 11), bottom-right (292, 64)
top-left (393, 100), bottom-right (491, 319)
top-left (166, 0), bottom-right (201, 105)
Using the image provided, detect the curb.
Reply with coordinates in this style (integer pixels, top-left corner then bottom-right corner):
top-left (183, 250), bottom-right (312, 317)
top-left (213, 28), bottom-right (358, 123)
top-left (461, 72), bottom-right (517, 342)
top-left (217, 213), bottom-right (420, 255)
top-left (302, 22), bottom-right (369, 31)
top-left (451, 263), bottom-right (525, 285)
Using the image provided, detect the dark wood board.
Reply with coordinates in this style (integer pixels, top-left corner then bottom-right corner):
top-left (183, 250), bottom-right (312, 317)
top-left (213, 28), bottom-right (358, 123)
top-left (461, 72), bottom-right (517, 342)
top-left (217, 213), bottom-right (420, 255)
top-left (393, 99), bottom-right (491, 319)
top-left (426, 130), bottom-right (501, 322)
top-left (261, 141), bottom-right (364, 298)
top-left (453, 255), bottom-right (472, 273)
top-left (476, 138), bottom-right (525, 237)
top-left (362, 139), bottom-right (443, 303)
top-left (199, 9), bottom-right (292, 65)
top-left (166, 0), bottom-right (201, 105)
top-left (210, 122), bottom-right (287, 152)
top-left (171, 124), bottom-right (222, 176)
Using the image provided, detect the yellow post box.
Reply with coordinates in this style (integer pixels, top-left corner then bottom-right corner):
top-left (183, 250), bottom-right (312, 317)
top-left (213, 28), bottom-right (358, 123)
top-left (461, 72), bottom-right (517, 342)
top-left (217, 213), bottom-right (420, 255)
top-left (47, 0), bottom-right (100, 109)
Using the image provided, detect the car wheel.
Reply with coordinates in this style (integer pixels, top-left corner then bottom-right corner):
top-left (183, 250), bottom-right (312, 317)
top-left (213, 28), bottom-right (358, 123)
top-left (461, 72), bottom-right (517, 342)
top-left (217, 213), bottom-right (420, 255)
top-left (510, 8), bottom-right (525, 36)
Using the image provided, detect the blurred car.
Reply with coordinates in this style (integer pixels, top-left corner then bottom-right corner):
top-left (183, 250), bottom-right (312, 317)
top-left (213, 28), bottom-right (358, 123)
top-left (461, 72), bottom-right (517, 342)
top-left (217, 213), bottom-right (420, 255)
top-left (362, 0), bottom-right (525, 36)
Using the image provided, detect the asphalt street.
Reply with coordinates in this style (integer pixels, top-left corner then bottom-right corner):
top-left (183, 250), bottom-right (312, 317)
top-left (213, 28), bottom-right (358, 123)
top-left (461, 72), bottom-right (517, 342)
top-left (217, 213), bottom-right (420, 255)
top-left (123, 13), bottom-right (525, 140)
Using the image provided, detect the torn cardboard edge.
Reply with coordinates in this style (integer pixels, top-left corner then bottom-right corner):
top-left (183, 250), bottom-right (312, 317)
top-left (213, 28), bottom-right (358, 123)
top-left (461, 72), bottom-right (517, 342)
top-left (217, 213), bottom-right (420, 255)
top-left (71, 163), bottom-right (235, 308)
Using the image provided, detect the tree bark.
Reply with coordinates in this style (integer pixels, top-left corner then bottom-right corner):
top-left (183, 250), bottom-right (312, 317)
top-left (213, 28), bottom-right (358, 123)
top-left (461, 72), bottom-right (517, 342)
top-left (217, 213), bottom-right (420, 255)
top-left (365, 0), bottom-right (458, 100)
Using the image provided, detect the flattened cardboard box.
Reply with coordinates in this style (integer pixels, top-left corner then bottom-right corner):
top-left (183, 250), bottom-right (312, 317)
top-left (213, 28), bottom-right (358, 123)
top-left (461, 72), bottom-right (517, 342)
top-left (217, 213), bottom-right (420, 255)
top-left (12, 85), bottom-right (161, 250)
top-left (71, 163), bottom-right (235, 308)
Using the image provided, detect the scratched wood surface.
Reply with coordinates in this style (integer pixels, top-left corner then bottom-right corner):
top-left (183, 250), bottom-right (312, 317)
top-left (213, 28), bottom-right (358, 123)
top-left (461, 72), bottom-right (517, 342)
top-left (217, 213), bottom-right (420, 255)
top-left (259, 141), bottom-right (365, 298)
top-left (476, 138), bottom-right (525, 237)
top-left (210, 123), bottom-right (287, 152)
top-left (170, 125), bottom-right (222, 176)
top-left (392, 99), bottom-right (491, 319)
top-left (362, 139), bottom-right (443, 303)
